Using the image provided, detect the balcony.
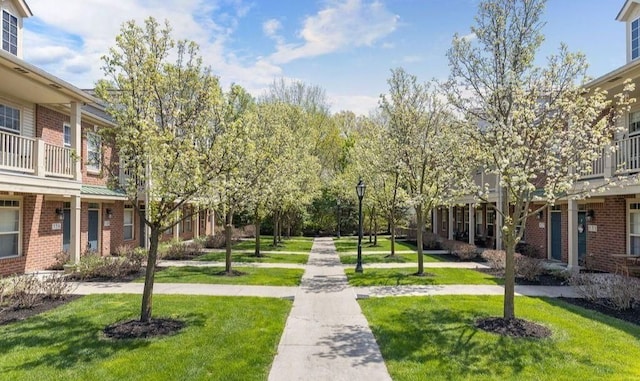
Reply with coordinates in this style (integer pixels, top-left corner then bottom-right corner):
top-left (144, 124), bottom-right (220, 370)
top-left (579, 135), bottom-right (640, 180)
top-left (0, 130), bottom-right (75, 179)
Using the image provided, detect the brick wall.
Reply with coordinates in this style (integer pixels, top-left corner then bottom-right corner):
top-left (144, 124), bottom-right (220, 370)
top-left (584, 196), bottom-right (628, 273)
top-left (36, 105), bottom-right (114, 187)
top-left (524, 208), bottom-right (547, 259)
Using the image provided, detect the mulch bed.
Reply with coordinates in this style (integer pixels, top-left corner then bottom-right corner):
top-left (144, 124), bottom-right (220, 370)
top-left (67, 269), bottom-right (146, 283)
top-left (475, 268), bottom-right (567, 286)
top-left (103, 318), bottom-right (185, 340)
top-left (475, 317), bottom-right (552, 338)
top-left (558, 298), bottom-right (640, 326)
top-left (0, 295), bottom-right (82, 326)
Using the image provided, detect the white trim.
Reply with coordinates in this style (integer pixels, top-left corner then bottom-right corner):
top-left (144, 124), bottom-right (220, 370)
top-left (123, 204), bottom-right (134, 241)
top-left (63, 122), bottom-right (71, 147)
top-left (627, 199), bottom-right (640, 255)
top-left (1, 8), bottom-right (18, 56)
top-left (0, 195), bottom-right (21, 258)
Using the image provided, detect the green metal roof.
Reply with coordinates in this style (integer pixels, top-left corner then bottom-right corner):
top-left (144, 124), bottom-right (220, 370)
top-left (81, 185), bottom-right (127, 199)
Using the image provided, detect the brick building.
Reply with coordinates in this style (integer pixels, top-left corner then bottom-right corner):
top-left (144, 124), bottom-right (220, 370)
top-left (0, 0), bottom-right (213, 276)
top-left (433, 0), bottom-right (640, 275)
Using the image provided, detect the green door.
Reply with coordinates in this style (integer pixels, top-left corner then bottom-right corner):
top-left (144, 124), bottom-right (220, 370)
top-left (550, 212), bottom-right (562, 260)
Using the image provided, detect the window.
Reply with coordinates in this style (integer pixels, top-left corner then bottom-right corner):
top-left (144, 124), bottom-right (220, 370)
top-left (123, 205), bottom-right (134, 240)
top-left (475, 210), bottom-right (483, 236)
top-left (0, 199), bottom-right (19, 258)
top-left (184, 215), bottom-right (192, 233)
top-left (464, 206), bottom-right (470, 234)
top-left (87, 132), bottom-right (101, 172)
top-left (633, 18), bottom-right (640, 60)
top-left (2, 10), bottom-right (17, 55)
top-left (456, 208), bottom-right (463, 234)
top-left (0, 104), bottom-right (20, 133)
top-left (63, 124), bottom-right (71, 147)
top-left (629, 203), bottom-right (640, 255)
top-left (487, 210), bottom-right (495, 237)
top-left (630, 111), bottom-right (640, 135)
top-left (441, 209), bottom-right (447, 231)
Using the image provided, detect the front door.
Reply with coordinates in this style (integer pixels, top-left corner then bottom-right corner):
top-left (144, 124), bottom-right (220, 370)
top-left (62, 208), bottom-right (70, 252)
top-left (87, 208), bottom-right (99, 251)
top-left (578, 211), bottom-right (587, 261)
top-left (550, 211), bottom-right (562, 260)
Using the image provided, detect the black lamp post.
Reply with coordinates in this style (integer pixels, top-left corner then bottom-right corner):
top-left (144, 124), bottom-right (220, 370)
top-left (355, 178), bottom-right (366, 273)
top-left (336, 199), bottom-right (341, 239)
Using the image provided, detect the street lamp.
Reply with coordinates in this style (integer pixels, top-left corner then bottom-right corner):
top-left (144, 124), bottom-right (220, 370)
top-left (355, 178), bottom-right (366, 273)
top-left (336, 199), bottom-right (341, 239)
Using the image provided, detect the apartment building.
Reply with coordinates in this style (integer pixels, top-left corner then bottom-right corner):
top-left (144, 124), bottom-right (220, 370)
top-left (0, 0), bottom-right (213, 276)
top-left (435, 0), bottom-right (640, 274)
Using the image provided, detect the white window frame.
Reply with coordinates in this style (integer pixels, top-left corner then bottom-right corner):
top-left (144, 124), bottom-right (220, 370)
top-left (86, 131), bottom-right (101, 173)
top-left (184, 214), bottom-right (192, 233)
top-left (0, 198), bottom-right (21, 258)
top-left (63, 123), bottom-right (71, 147)
top-left (0, 102), bottom-right (20, 134)
top-left (487, 209), bottom-right (495, 237)
top-left (123, 204), bottom-right (134, 241)
top-left (633, 17), bottom-right (640, 61)
top-left (629, 110), bottom-right (640, 136)
top-left (476, 209), bottom-right (484, 237)
top-left (441, 209), bottom-right (447, 232)
top-left (628, 200), bottom-right (640, 255)
top-left (2, 9), bottom-right (18, 56)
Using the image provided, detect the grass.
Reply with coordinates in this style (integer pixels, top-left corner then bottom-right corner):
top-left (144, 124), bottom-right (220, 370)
top-left (0, 294), bottom-right (291, 381)
top-left (231, 236), bottom-right (313, 252)
top-left (196, 251), bottom-right (308, 264)
top-left (360, 295), bottom-right (640, 381)
top-left (333, 236), bottom-right (418, 253)
top-left (144, 266), bottom-right (304, 286)
top-left (345, 268), bottom-right (502, 286)
top-left (339, 252), bottom-right (445, 264)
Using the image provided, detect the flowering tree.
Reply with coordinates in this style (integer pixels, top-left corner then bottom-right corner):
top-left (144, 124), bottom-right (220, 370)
top-left (381, 68), bottom-right (470, 275)
top-left (97, 18), bottom-right (223, 322)
top-left (446, 0), bottom-right (634, 319)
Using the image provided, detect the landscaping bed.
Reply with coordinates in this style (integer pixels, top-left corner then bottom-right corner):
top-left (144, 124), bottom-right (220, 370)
top-left (559, 297), bottom-right (640, 327)
top-left (476, 268), bottom-right (567, 286)
top-left (0, 295), bottom-right (81, 326)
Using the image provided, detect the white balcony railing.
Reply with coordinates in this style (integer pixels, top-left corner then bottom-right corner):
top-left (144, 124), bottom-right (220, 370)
top-left (0, 130), bottom-right (77, 179)
top-left (615, 135), bottom-right (640, 175)
top-left (44, 143), bottom-right (74, 178)
top-left (580, 148), bottom-right (606, 179)
top-left (0, 131), bottom-right (35, 173)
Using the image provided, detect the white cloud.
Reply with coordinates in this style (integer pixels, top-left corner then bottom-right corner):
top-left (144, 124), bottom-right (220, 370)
top-left (269, 0), bottom-right (399, 64)
top-left (329, 94), bottom-right (379, 116)
top-left (461, 32), bottom-right (477, 42)
top-left (263, 19), bottom-right (281, 38)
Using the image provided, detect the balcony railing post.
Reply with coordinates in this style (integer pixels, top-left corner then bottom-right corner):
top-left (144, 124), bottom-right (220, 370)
top-left (604, 145), bottom-right (614, 179)
top-left (34, 138), bottom-right (45, 177)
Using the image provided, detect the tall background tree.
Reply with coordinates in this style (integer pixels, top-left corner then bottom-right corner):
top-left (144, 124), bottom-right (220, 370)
top-left (446, 0), bottom-right (634, 319)
top-left (97, 18), bottom-right (224, 322)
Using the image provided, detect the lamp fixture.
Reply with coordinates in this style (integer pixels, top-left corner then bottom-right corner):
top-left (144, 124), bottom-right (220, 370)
top-left (537, 210), bottom-right (544, 220)
top-left (55, 208), bottom-right (64, 220)
top-left (105, 208), bottom-right (113, 219)
top-left (586, 209), bottom-right (595, 222)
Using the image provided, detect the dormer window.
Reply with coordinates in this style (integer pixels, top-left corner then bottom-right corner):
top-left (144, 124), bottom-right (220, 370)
top-left (2, 10), bottom-right (17, 55)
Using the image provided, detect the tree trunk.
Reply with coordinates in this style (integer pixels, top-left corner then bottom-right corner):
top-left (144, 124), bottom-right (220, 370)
top-left (502, 187), bottom-right (515, 319)
top-left (374, 218), bottom-right (378, 246)
top-left (225, 209), bottom-right (233, 274)
top-left (368, 210), bottom-right (373, 243)
top-left (140, 227), bottom-right (161, 322)
top-left (416, 204), bottom-right (424, 275)
top-left (390, 213), bottom-right (396, 256)
top-left (277, 211), bottom-right (282, 243)
top-left (272, 211), bottom-right (278, 246)
top-left (254, 209), bottom-right (262, 257)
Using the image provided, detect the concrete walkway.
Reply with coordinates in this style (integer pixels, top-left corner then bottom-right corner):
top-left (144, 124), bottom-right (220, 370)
top-left (157, 259), bottom-right (486, 270)
top-left (268, 237), bottom-right (392, 381)
top-left (70, 282), bottom-right (297, 298)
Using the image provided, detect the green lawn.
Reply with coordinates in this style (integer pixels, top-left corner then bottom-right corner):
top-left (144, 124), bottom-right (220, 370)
top-left (145, 266), bottom-right (304, 286)
top-left (232, 236), bottom-right (313, 252)
top-left (360, 295), bottom-right (640, 381)
top-left (345, 268), bottom-right (502, 286)
top-left (333, 236), bottom-right (418, 253)
top-left (0, 294), bottom-right (291, 381)
top-left (196, 251), bottom-right (308, 264)
top-left (339, 252), bottom-right (445, 264)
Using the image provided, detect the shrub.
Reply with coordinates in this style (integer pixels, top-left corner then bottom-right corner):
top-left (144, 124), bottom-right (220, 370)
top-left (161, 241), bottom-right (203, 260)
top-left (204, 234), bottom-right (226, 249)
top-left (449, 241), bottom-right (478, 261)
top-left (241, 224), bottom-right (256, 238)
top-left (41, 273), bottom-right (72, 300)
top-left (515, 255), bottom-right (544, 281)
top-left (10, 274), bottom-right (43, 309)
top-left (70, 251), bottom-right (143, 281)
top-left (570, 273), bottom-right (640, 310)
top-left (47, 251), bottom-right (70, 271)
top-left (423, 232), bottom-right (442, 250)
top-left (481, 250), bottom-right (506, 270)
top-left (516, 242), bottom-right (540, 258)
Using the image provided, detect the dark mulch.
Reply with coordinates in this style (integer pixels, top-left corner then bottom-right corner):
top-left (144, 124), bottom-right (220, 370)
top-left (558, 298), bottom-right (640, 326)
top-left (475, 317), bottom-right (552, 338)
top-left (0, 295), bottom-right (82, 326)
top-left (67, 270), bottom-right (145, 282)
top-left (103, 318), bottom-right (185, 340)
top-left (475, 268), bottom-right (567, 286)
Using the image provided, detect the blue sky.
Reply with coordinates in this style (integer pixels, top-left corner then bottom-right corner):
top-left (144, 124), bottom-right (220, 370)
top-left (23, 0), bottom-right (626, 115)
